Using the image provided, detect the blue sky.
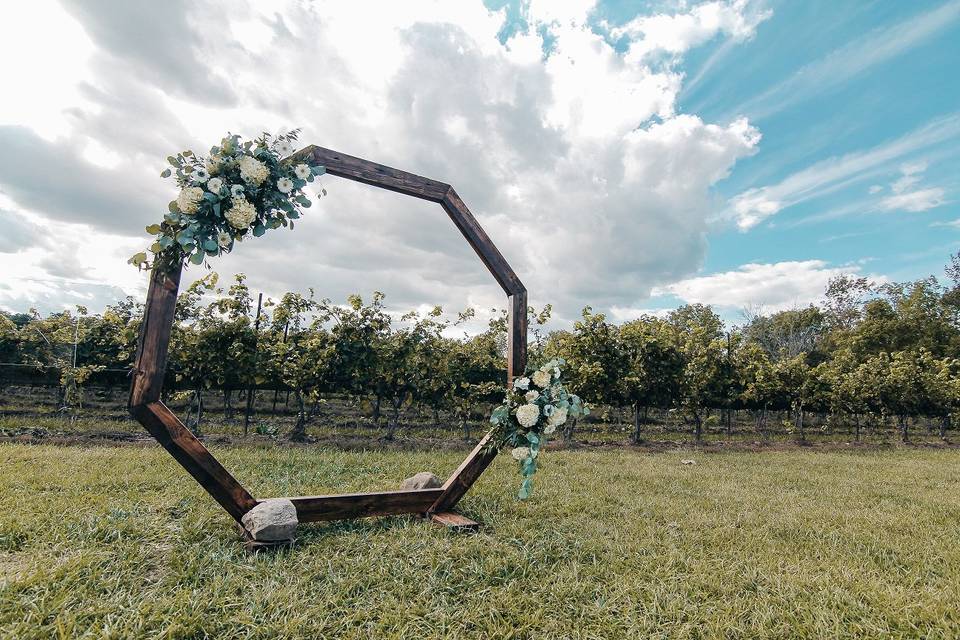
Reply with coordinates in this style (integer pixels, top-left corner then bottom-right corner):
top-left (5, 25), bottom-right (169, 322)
top-left (0, 0), bottom-right (957, 326)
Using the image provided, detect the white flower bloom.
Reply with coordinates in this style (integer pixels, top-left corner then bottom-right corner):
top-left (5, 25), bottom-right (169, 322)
top-left (224, 198), bottom-right (257, 229)
top-left (239, 155), bottom-right (269, 185)
top-left (554, 367), bottom-right (561, 379)
top-left (548, 407), bottom-right (568, 428)
top-left (277, 177), bottom-right (294, 193)
top-left (194, 166), bottom-right (209, 181)
top-left (516, 403), bottom-right (540, 428)
top-left (511, 446), bottom-right (530, 461)
top-left (513, 377), bottom-right (530, 391)
top-left (217, 231), bottom-right (232, 248)
top-left (206, 177), bottom-right (223, 193)
top-left (294, 163), bottom-right (311, 180)
top-left (524, 390), bottom-right (539, 403)
top-left (544, 423), bottom-right (556, 435)
top-left (275, 140), bottom-right (293, 156)
top-left (176, 187), bottom-right (204, 214)
top-left (205, 154), bottom-right (222, 176)
top-left (230, 184), bottom-right (245, 199)
top-left (543, 404), bottom-right (555, 417)
top-left (532, 370), bottom-right (551, 388)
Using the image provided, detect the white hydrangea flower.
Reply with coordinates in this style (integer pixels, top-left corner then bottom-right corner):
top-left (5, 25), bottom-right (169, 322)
top-left (516, 403), bottom-right (540, 428)
top-left (294, 163), bottom-right (311, 180)
top-left (513, 377), bottom-right (530, 391)
top-left (511, 446), bottom-right (530, 461)
top-left (532, 370), bottom-right (551, 388)
top-left (524, 390), bottom-right (539, 403)
top-left (206, 177), bottom-right (223, 193)
top-left (544, 423), bottom-right (556, 435)
top-left (239, 155), bottom-right (269, 185)
top-left (277, 177), bottom-right (294, 194)
top-left (230, 184), bottom-right (245, 199)
top-left (548, 407), bottom-right (568, 428)
top-left (176, 187), bottom-right (204, 214)
top-left (217, 231), bottom-right (232, 248)
top-left (224, 198), bottom-right (257, 229)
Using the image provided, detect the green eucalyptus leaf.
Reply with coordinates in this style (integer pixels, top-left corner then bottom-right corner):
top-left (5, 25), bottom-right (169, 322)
top-left (252, 224), bottom-right (266, 237)
top-left (189, 251), bottom-right (204, 265)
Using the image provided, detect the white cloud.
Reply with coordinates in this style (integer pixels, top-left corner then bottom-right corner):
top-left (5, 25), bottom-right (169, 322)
top-left (878, 161), bottom-right (946, 212)
top-left (654, 260), bottom-right (881, 313)
top-left (728, 0), bottom-right (960, 119)
top-left (615, 0), bottom-right (771, 62)
top-left (726, 112), bottom-right (960, 229)
top-left (0, 0), bottom-right (764, 321)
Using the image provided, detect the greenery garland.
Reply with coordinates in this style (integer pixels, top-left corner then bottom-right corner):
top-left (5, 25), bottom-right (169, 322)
top-left (488, 358), bottom-right (588, 499)
top-left (129, 130), bottom-right (325, 274)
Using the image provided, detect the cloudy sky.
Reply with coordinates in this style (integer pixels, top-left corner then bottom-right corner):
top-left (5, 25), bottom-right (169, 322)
top-left (0, 0), bottom-right (957, 327)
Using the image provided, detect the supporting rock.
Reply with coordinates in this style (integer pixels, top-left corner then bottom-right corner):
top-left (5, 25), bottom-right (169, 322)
top-left (400, 472), bottom-right (442, 490)
top-left (241, 498), bottom-right (298, 545)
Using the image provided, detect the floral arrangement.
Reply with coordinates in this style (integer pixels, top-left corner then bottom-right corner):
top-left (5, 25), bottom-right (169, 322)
top-left (488, 358), bottom-right (588, 499)
top-left (129, 130), bottom-right (326, 273)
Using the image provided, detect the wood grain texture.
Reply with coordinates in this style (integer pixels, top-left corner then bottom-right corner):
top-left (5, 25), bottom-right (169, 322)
top-left (134, 401), bottom-right (257, 522)
top-left (295, 145), bottom-right (451, 203)
top-left (441, 187), bottom-right (525, 296)
top-left (428, 432), bottom-right (498, 513)
top-left (507, 290), bottom-right (528, 384)
top-left (286, 489), bottom-right (444, 522)
top-left (128, 264), bottom-right (182, 408)
top-left (429, 511), bottom-right (480, 531)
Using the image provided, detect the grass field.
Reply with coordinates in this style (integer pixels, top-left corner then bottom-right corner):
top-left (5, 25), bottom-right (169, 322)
top-left (2, 443), bottom-right (959, 638)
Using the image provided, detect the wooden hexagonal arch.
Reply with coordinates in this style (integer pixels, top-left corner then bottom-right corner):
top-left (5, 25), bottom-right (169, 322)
top-left (128, 145), bottom-right (527, 530)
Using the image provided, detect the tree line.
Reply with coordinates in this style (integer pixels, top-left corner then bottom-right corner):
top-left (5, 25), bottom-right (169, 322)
top-left (2, 253), bottom-right (960, 443)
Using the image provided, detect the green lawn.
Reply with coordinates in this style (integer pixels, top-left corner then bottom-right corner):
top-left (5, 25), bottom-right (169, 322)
top-left (1, 443), bottom-right (959, 639)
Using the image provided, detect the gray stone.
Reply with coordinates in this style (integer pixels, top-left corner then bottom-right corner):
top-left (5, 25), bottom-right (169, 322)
top-left (241, 498), bottom-right (298, 542)
top-left (400, 471), bottom-right (442, 490)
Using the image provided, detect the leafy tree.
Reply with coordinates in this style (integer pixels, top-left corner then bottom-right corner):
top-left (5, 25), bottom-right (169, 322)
top-left (619, 317), bottom-right (682, 443)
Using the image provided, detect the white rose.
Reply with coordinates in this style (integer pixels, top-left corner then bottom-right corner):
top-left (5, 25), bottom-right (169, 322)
top-left (515, 403), bottom-right (540, 428)
top-left (224, 198), bottom-right (257, 230)
top-left (217, 231), bottom-right (232, 248)
top-left (176, 187), bottom-right (204, 214)
top-left (294, 163), bottom-right (311, 180)
top-left (532, 370), bottom-right (551, 388)
top-left (277, 177), bottom-right (294, 194)
top-left (207, 177), bottom-right (223, 193)
top-left (205, 154), bottom-right (222, 176)
top-left (239, 155), bottom-right (269, 185)
top-left (511, 446), bottom-right (530, 461)
top-left (524, 390), bottom-right (539, 403)
top-left (513, 377), bottom-right (530, 391)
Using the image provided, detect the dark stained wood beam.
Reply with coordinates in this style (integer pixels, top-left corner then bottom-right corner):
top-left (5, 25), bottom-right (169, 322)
top-left (129, 144), bottom-right (529, 531)
top-left (134, 402), bottom-right (257, 522)
top-left (296, 145), bottom-right (451, 203)
top-left (440, 187), bottom-right (525, 297)
top-left (286, 488), bottom-right (444, 522)
top-left (129, 264), bottom-right (182, 408)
